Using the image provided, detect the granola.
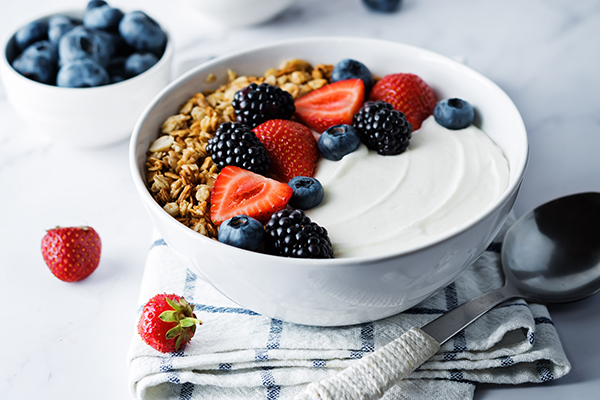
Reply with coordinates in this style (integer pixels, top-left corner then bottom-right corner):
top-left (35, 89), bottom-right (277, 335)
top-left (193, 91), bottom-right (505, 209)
top-left (145, 59), bottom-right (333, 239)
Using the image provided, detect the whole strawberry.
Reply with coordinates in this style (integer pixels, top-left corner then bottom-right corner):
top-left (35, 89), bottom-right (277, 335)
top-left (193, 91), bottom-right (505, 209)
top-left (137, 293), bottom-right (202, 353)
top-left (253, 119), bottom-right (320, 182)
top-left (369, 73), bottom-right (436, 130)
top-left (41, 226), bottom-right (101, 282)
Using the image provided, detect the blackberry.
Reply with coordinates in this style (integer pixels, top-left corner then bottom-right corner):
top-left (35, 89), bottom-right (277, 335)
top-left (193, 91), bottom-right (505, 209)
top-left (231, 82), bottom-right (296, 129)
top-left (206, 122), bottom-right (270, 175)
top-left (264, 209), bottom-right (334, 259)
top-left (352, 100), bottom-right (413, 155)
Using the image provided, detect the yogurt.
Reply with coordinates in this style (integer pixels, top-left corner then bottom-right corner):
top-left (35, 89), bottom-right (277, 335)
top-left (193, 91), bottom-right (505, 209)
top-left (306, 117), bottom-right (509, 258)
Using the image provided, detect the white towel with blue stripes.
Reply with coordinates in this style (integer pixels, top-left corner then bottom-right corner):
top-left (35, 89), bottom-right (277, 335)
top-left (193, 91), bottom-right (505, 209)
top-left (127, 219), bottom-right (571, 400)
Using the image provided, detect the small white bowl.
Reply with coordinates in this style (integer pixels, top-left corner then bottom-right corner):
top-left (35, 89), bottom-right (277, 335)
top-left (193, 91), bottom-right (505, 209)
top-left (0, 10), bottom-right (173, 148)
top-left (130, 37), bottom-right (528, 326)
top-left (178, 0), bottom-right (296, 27)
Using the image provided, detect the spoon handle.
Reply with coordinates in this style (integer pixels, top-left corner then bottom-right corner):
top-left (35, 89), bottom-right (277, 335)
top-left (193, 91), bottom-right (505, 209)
top-left (295, 326), bottom-right (440, 400)
top-left (421, 284), bottom-right (518, 344)
top-left (295, 285), bottom-right (518, 400)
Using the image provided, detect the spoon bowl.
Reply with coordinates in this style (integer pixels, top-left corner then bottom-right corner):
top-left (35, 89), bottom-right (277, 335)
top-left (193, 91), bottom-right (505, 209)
top-left (502, 192), bottom-right (600, 304)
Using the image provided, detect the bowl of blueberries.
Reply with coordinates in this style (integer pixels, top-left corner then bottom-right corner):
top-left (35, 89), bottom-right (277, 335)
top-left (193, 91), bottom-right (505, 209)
top-left (0, 1), bottom-right (173, 148)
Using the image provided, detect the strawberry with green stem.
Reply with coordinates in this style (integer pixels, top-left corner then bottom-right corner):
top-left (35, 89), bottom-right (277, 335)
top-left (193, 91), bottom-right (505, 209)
top-left (137, 293), bottom-right (202, 353)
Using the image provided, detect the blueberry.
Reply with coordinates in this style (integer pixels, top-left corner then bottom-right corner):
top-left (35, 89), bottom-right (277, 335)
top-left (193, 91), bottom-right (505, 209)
top-left (48, 15), bottom-right (78, 44)
top-left (218, 215), bottom-right (265, 251)
top-left (288, 177), bottom-right (324, 210)
top-left (15, 20), bottom-right (48, 51)
top-left (318, 124), bottom-right (361, 161)
top-left (124, 52), bottom-right (158, 77)
top-left (83, 5), bottom-right (124, 32)
top-left (106, 56), bottom-right (127, 83)
top-left (433, 98), bottom-right (475, 130)
top-left (58, 26), bottom-right (113, 67)
top-left (362, 0), bottom-right (402, 13)
top-left (331, 59), bottom-right (374, 94)
top-left (12, 41), bottom-right (57, 84)
top-left (119, 11), bottom-right (166, 55)
top-left (86, 0), bottom-right (108, 10)
top-left (56, 58), bottom-right (110, 87)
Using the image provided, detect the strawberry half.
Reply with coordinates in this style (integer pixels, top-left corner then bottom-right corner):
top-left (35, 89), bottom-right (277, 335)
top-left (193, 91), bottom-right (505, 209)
top-left (210, 165), bottom-right (293, 225)
top-left (253, 119), bottom-right (319, 182)
top-left (369, 73), bottom-right (436, 130)
top-left (294, 78), bottom-right (365, 133)
top-left (41, 226), bottom-right (101, 282)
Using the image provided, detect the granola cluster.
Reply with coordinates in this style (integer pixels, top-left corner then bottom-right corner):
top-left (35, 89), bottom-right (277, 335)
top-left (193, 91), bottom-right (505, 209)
top-left (145, 59), bottom-right (333, 239)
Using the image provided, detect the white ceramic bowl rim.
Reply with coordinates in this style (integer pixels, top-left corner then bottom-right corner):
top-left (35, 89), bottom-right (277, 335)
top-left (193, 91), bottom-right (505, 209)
top-left (130, 36), bottom-right (529, 266)
top-left (1, 8), bottom-right (173, 92)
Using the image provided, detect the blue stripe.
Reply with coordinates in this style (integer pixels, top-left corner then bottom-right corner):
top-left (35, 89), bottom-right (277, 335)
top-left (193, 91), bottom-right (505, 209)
top-left (151, 238), bottom-right (167, 248)
top-left (179, 382), bottom-right (194, 400)
top-left (260, 368), bottom-right (281, 399)
top-left (403, 307), bottom-right (446, 314)
top-left (444, 282), bottom-right (459, 310)
top-left (360, 322), bottom-right (375, 353)
top-left (499, 355), bottom-right (514, 367)
top-left (534, 316), bottom-right (554, 325)
top-left (266, 319), bottom-right (283, 350)
top-left (537, 360), bottom-right (555, 382)
top-left (449, 369), bottom-right (464, 381)
top-left (193, 303), bottom-right (261, 316)
top-left (183, 268), bottom-right (197, 301)
top-left (350, 351), bottom-right (363, 359)
top-left (255, 348), bottom-right (269, 361)
top-left (313, 359), bottom-right (326, 368)
top-left (219, 363), bottom-right (232, 370)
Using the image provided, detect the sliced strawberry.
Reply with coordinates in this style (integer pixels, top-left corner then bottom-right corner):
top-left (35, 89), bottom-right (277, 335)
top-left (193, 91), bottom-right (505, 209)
top-left (294, 78), bottom-right (365, 133)
top-left (253, 119), bottom-right (319, 182)
top-left (210, 166), bottom-right (293, 225)
top-left (369, 73), bottom-right (436, 130)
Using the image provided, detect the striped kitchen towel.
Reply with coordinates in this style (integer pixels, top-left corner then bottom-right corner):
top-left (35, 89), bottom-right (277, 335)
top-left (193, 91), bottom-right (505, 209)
top-left (127, 219), bottom-right (571, 400)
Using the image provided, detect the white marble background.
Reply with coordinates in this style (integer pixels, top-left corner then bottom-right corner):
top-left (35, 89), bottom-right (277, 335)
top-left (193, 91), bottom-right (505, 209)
top-left (1, 0), bottom-right (599, 399)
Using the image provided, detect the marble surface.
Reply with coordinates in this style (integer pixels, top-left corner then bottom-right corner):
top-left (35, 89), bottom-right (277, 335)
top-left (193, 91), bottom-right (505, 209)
top-left (1, 0), bottom-right (600, 399)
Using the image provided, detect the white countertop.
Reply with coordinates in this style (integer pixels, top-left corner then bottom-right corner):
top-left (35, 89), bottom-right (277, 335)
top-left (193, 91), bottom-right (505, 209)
top-left (1, 0), bottom-right (599, 399)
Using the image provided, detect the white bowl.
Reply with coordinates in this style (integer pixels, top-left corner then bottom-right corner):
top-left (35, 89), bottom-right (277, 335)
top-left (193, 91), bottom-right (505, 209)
top-left (0, 10), bottom-right (173, 148)
top-left (130, 37), bottom-right (528, 326)
top-left (178, 0), bottom-right (296, 27)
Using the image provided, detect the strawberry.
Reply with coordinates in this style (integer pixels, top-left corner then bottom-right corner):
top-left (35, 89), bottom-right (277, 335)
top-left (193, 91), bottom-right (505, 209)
top-left (369, 73), bottom-right (436, 130)
top-left (137, 293), bottom-right (202, 353)
top-left (294, 78), bottom-right (365, 133)
top-left (41, 226), bottom-right (102, 282)
top-left (253, 119), bottom-right (319, 182)
top-left (210, 165), bottom-right (293, 225)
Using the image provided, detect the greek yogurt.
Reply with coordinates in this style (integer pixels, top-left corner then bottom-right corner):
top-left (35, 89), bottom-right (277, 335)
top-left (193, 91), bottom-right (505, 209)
top-left (306, 117), bottom-right (509, 258)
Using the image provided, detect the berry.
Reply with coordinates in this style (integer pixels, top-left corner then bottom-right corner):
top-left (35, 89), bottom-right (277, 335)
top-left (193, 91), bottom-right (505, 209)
top-left (331, 59), bottom-right (374, 95)
top-left (137, 293), bottom-right (202, 353)
top-left (119, 11), bottom-right (166, 55)
top-left (58, 26), bottom-right (113, 67)
top-left (253, 119), bottom-right (319, 182)
top-left (41, 226), bottom-right (102, 282)
top-left (369, 73), bottom-right (436, 130)
top-left (353, 100), bottom-right (412, 155)
top-left (362, 0), bottom-right (402, 12)
top-left (12, 41), bottom-right (57, 84)
top-left (264, 209), bottom-right (333, 258)
top-left (106, 56), bottom-right (127, 83)
top-left (56, 58), bottom-right (110, 87)
top-left (433, 98), bottom-right (475, 130)
top-left (218, 215), bottom-right (265, 251)
top-left (231, 82), bottom-right (296, 129)
top-left (15, 20), bottom-right (48, 51)
top-left (318, 124), bottom-right (361, 161)
top-left (83, 5), bottom-right (124, 32)
top-left (295, 78), bottom-right (365, 133)
top-left (48, 15), bottom-right (77, 44)
top-left (86, 0), bottom-right (108, 10)
top-left (124, 51), bottom-right (158, 77)
top-left (288, 176), bottom-right (324, 210)
top-left (206, 122), bottom-right (270, 175)
top-left (210, 165), bottom-right (293, 225)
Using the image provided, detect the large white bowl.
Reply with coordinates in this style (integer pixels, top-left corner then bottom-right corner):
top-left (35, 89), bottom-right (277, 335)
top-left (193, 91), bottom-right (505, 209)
top-left (130, 37), bottom-right (528, 326)
top-left (0, 10), bottom-right (173, 148)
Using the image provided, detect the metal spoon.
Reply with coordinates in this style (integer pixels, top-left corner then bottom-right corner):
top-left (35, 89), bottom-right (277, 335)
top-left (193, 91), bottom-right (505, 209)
top-left (298, 192), bottom-right (600, 400)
